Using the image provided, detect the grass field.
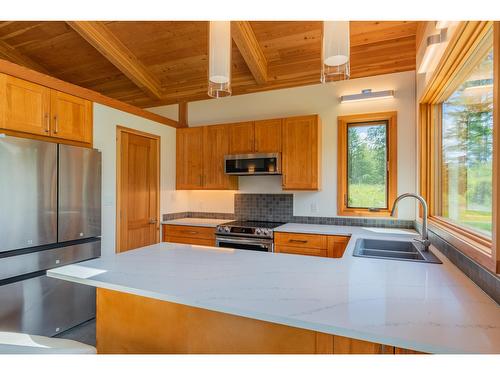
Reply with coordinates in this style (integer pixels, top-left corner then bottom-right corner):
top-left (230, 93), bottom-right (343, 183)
top-left (348, 184), bottom-right (386, 208)
top-left (459, 209), bottom-right (492, 235)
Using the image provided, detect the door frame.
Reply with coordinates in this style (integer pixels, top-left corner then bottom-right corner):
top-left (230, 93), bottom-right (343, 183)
top-left (116, 125), bottom-right (161, 253)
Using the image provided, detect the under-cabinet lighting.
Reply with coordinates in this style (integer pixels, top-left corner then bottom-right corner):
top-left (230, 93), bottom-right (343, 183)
top-left (418, 29), bottom-right (447, 74)
top-left (340, 89), bottom-right (395, 103)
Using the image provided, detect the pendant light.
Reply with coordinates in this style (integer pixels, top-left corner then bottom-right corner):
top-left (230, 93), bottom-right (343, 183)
top-left (208, 21), bottom-right (232, 98)
top-left (321, 21), bottom-right (350, 82)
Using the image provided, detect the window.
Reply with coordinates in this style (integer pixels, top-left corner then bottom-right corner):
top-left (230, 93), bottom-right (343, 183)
top-left (337, 112), bottom-right (397, 216)
top-left (419, 21), bottom-right (498, 273)
top-left (440, 48), bottom-right (493, 237)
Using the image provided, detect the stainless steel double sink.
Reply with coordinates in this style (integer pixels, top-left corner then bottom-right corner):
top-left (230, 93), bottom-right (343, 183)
top-left (353, 238), bottom-right (442, 264)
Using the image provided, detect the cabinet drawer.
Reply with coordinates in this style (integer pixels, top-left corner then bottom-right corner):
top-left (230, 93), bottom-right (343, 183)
top-left (164, 235), bottom-right (215, 247)
top-left (274, 232), bottom-right (327, 249)
top-left (275, 245), bottom-right (327, 257)
top-left (162, 224), bottom-right (215, 240)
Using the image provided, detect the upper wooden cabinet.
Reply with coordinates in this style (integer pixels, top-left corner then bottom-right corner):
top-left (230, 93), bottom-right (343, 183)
top-left (282, 115), bottom-right (321, 190)
top-left (0, 73), bottom-right (93, 146)
top-left (175, 114), bottom-right (320, 191)
top-left (228, 119), bottom-right (283, 154)
top-left (0, 74), bottom-right (50, 136)
top-left (229, 121), bottom-right (254, 154)
top-left (50, 91), bottom-right (92, 143)
top-left (203, 125), bottom-right (238, 190)
top-left (176, 126), bottom-right (238, 190)
top-left (254, 118), bottom-right (282, 153)
top-left (176, 127), bottom-right (204, 189)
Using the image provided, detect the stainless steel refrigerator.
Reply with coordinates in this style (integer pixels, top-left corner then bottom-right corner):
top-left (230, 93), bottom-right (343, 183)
top-left (0, 135), bottom-right (101, 337)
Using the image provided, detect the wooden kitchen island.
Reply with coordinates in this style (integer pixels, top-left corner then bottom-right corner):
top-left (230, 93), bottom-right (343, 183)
top-left (96, 288), bottom-right (402, 354)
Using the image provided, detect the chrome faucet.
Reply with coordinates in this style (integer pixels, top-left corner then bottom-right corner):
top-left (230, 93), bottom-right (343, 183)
top-left (391, 193), bottom-right (431, 251)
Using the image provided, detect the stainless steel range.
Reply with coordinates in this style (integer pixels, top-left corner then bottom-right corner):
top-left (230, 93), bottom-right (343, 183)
top-left (215, 221), bottom-right (284, 252)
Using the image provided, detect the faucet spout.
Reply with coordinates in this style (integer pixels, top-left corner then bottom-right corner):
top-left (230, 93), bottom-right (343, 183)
top-left (391, 193), bottom-right (430, 251)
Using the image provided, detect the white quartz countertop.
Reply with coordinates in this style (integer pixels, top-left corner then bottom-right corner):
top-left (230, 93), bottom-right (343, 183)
top-left (48, 224), bottom-right (500, 354)
top-left (161, 218), bottom-right (231, 227)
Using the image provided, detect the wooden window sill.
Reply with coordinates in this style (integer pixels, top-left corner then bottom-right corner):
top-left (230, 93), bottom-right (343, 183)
top-left (427, 217), bottom-right (496, 273)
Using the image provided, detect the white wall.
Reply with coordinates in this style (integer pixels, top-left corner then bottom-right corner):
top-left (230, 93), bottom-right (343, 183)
top-left (93, 103), bottom-right (181, 257)
top-left (150, 70), bottom-right (417, 220)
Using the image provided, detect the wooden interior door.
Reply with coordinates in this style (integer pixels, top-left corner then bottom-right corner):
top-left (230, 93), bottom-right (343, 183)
top-left (50, 90), bottom-right (92, 143)
top-left (203, 125), bottom-right (238, 189)
top-left (0, 74), bottom-right (50, 135)
top-left (176, 127), bottom-right (204, 189)
top-left (117, 127), bottom-right (160, 252)
top-left (282, 115), bottom-right (320, 190)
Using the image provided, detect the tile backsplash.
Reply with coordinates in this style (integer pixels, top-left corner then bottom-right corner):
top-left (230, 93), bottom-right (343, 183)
top-left (235, 194), bottom-right (293, 222)
top-left (163, 193), bottom-right (414, 229)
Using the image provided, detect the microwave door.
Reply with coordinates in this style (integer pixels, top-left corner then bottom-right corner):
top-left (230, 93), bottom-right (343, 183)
top-left (58, 144), bottom-right (102, 242)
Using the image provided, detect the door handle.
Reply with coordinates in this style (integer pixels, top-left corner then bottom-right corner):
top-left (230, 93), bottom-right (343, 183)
top-left (44, 113), bottom-right (50, 133)
top-left (149, 219), bottom-right (157, 224)
top-left (53, 115), bottom-right (59, 134)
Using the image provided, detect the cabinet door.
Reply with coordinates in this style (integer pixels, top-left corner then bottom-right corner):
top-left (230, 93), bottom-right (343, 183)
top-left (254, 119), bottom-right (282, 153)
top-left (176, 127), bottom-right (204, 189)
top-left (0, 74), bottom-right (50, 136)
top-left (327, 236), bottom-right (350, 258)
top-left (50, 90), bottom-right (92, 143)
top-left (228, 121), bottom-right (254, 154)
top-left (282, 115), bottom-right (321, 190)
top-left (203, 125), bottom-right (238, 189)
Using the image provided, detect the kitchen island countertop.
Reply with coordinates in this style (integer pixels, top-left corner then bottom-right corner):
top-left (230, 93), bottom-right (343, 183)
top-left (48, 224), bottom-right (500, 354)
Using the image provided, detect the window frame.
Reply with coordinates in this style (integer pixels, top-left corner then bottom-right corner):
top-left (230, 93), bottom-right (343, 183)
top-left (419, 21), bottom-right (499, 273)
top-left (337, 111), bottom-right (398, 217)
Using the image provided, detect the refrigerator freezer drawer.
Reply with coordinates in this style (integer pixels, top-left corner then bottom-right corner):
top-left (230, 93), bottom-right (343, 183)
top-left (58, 144), bottom-right (102, 242)
top-left (0, 274), bottom-right (95, 337)
top-left (0, 240), bottom-right (101, 281)
top-left (0, 136), bottom-right (57, 253)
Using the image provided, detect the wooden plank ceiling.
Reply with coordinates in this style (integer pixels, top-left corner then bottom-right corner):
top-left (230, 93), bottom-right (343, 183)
top-left (0, 21), bottom-right (417, 108)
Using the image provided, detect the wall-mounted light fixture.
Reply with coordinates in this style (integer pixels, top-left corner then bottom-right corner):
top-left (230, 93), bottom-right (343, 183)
top-left (418, 29), bottom-right (447, 74)
top-left (340, 89), bottom-right (395, 103)
top-left (208, 21), bottom-right (232, 98)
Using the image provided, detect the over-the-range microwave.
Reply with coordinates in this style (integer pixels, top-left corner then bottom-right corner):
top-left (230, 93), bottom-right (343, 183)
top-left (224, 153), bottom-right (281, 176)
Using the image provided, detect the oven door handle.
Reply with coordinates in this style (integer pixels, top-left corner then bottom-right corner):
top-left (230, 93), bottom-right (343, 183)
top-left (216, 236), bottom-right (272, 246)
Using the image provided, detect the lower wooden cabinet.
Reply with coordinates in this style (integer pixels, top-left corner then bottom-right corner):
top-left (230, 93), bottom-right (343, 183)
top-left (162, 224), bottom-right (215, 247)
top-left (274, 232), bottom-right (349, 258)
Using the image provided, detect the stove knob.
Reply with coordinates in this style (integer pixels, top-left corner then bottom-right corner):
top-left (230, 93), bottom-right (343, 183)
top-left (224, 226), bottom-right (230, 233)
top-left (264, 229), bottom-right (271, 237)
top-left (255, 228), bottom-right (262, 235)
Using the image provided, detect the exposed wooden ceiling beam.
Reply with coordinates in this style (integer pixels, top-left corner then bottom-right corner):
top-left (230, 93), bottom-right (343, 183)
top-left (67, 21), bottom-right (163, 100)
top-left (0, 39), bottom-right (50, 75)
top-left (231, 21), bottom-right (268, 84)
top-left (178, 102), bottom-right (189, 127)
top-left (0, 58), bottom-right (179, 128)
